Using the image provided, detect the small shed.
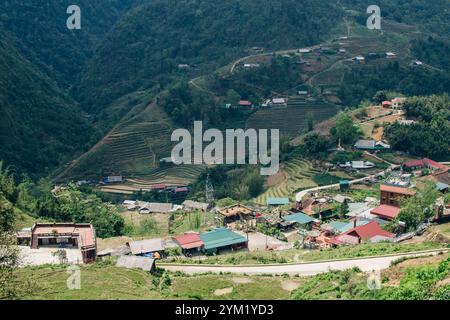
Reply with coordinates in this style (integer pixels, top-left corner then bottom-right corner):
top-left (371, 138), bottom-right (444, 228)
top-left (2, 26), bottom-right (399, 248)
top-left (182, 200), bottom-right (210, 212)
top-left (116, 256), bottom-right (155, 273)
top-left (127, 238), bottom-right (164, 256)
top-left (267, 197), bottom-right (290, 206)
top-left (340, 180), bottom-right (350, 192)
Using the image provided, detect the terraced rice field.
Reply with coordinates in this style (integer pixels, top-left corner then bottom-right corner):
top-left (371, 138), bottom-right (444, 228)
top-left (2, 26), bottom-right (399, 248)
top-left (253, 158), bottom-right (321, 205)
top-left (246, 97), bottom-right (339, 136)
top-left (104, 122), bottom-right (173, 165)
top-left (100, 165), bottom-right (206, 194)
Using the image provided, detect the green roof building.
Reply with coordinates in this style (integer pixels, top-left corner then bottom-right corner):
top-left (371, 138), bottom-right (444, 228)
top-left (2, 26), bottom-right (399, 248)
top-left (267, 197), bottom-right (290, 206)
top-left (282, 212), bottom-right (315, 225)
top-left (200, 228), bottom-right (248, 253)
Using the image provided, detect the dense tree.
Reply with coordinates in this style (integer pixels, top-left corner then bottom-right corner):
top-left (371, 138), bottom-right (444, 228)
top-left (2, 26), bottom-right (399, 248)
top-left (330, 113), bottom-right (360, 146)
top-left (385, 95), bottom-right (450, 160)
top-left (301, 134), bottom-right (331, 159)
top-left (397, 182), bottom-right (440, 231)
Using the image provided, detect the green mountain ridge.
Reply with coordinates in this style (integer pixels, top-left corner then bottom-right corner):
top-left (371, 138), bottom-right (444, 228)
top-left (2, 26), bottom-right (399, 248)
top-left (0, 0), bottom-right (449, 179)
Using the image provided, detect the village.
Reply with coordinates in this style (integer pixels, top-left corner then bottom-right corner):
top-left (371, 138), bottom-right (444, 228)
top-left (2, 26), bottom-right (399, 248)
top-left (15, 150), bottom-right (450, 273)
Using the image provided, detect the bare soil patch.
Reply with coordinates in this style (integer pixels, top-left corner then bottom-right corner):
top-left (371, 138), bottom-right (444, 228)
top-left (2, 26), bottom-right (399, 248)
top-left (232, 277), bottom-right (253, 284)
top-left (214, 287), bottom-right (234, 296)
top-left (281, 280), bottom-right (302, 291)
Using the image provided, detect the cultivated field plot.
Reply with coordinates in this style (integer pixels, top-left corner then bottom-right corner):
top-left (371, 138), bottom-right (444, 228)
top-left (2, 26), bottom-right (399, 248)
top-left (100, 165), bottom-right (206, 194)
top-left (246, 98), bottom-right (339, 136)
top-left (253, 158), bottom-right (320, 205)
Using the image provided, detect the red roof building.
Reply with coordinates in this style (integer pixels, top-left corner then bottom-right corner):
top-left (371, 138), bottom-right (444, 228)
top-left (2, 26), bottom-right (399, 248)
top-left (239, 100), bottom-right (252, 106)
top-left (173, 232), bottom-right (204, 252)
top-left (382, 101), bottom-right (392, 107)
top-left (174, 187), bottom-right (189, 193)
top-left (151, 184), bottom-right (166, 190)
top-left (371, 204), bottom-right (401, 220)
top-left (339, 221), bottom-right (395, 244)
top-left (404, 158), bottom-right (449, 173)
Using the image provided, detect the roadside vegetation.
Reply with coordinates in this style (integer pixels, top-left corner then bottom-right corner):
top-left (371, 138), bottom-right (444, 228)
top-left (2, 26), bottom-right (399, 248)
top-left (12, 253), bottom-right (450, 300)
top-left (161, 242), bottom-right (446, 265)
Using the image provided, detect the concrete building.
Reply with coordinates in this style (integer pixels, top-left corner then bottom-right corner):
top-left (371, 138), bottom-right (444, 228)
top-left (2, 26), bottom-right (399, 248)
top-left (29, 223), bottom-right (96, 263)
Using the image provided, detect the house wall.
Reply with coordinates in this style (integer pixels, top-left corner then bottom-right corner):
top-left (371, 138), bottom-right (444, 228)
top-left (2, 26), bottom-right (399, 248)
top-left (380, 191), bottom-right (411, 207)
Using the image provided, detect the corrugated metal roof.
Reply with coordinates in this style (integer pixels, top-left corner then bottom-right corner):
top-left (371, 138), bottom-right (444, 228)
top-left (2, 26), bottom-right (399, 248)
top-left (200, 228), bottom-right (247, 250)
top-left (371, 204), bottom-right (401, 220)
top-left (116, 256), bottom-right (155, 271)
top-left (343, 221), bottom-right (395, 240)
top-left (182, 200), bottom-right (210, 211)
top-left (380, 184), bottom-right (416, 196)
top-left (267, 197), bottom-right (289, 205)
top-left (436, 182), bottom-right (449, 191)
top-left (127, 239), bottom-right (164, 255)
top-left (173, 233), bottom-right (204, 249)
top-left (354, 139), bottom-right (376, 149)
top-left (282, 212), bottom-right (314, 225)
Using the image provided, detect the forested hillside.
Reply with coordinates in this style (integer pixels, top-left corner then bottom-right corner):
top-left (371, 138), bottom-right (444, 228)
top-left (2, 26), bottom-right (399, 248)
top-left (0, 32), bottom-right (93, 175)
top-left (0, 1), bottom-right (144, 175)
top-left (342, 0), bottom-right (450, 34)
top-left (75, 0), bottom-right (344, 114)
top-left (0, 0), bottom-right (143, 89)
top-left (0, 0), bottom-right (449, 178)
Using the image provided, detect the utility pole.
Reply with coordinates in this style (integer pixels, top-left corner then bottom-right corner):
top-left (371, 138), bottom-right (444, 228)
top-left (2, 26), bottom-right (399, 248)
top-left (205, 173), bottom-right (215, 204)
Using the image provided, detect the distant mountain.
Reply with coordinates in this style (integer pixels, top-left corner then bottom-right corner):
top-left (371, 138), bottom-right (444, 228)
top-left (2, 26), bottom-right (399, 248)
top-left (1, 0), bottom-right (449, 178)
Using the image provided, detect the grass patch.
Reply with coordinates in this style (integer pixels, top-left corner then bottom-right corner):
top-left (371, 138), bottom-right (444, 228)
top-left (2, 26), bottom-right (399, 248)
top-left (312, 173), bottom-right (342, 186)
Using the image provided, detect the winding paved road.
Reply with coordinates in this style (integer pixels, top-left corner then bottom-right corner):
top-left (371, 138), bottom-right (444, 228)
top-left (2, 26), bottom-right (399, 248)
top-left (159, 249), bottom-right (448, 276)
top-left (294, 170), bottom-right (385, 202)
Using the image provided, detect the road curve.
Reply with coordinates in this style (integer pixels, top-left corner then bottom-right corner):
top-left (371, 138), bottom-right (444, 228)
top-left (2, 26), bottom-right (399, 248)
top-left (294, 170), bottom-right (386, 202)
top-left (159, 249), bottom-right (448, 276)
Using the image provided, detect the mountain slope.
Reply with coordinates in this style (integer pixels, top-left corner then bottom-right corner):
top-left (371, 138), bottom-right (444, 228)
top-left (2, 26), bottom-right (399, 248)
top-left (0, 32), bottom-right (93, 175)
top-left (76, 0), bottom-right (345, 115)
top-left (0, 0), bottom-right (144, 90)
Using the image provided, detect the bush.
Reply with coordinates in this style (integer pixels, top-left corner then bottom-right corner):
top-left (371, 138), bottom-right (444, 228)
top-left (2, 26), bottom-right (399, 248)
top-left (166, 246), bottom-right (182, 257)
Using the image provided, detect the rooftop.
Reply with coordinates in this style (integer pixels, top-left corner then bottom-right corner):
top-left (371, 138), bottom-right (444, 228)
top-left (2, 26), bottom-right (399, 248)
top-left (343, 221), bottom-right (395, 240)
top-left (217, 204), bottom-right (254, 218)
top-left (370, 204), bottom-right (401, 220)
top-left (31, 223), bottom-right (95, 249)
top-left (267, 197), bottom-right (290, 206)
top-left (380, 184), bottom-right (416, 196)
top-left (173, 232), bottom-right (204, 250)
top-left (127, 238), bottom-right (164, 255)
top-left (282, 212), bottom-right (315, 225)
top-left (200, 228), bottom-right (247, 250)
top-left (182, 200), bottom-right (210, 211)
top-left (116, 256), bottom-right (155, 272)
